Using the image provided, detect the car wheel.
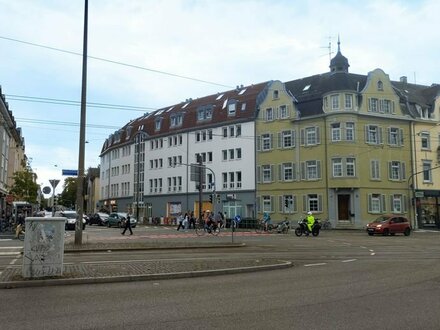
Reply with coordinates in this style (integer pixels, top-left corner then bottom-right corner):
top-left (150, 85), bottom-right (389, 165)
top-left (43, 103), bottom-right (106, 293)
top-left (404, 228), bottom-right (411, 236)
top-left (383, 228), bottom-right (389, 236)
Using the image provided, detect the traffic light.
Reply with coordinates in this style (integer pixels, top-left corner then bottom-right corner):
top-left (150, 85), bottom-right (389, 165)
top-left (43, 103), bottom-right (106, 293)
top-left (284, 199), bottom-right (289, 208)
top-left (216, 194), bottom-right (221, 203)
top-left (209, 194), bottom-right (213, 203)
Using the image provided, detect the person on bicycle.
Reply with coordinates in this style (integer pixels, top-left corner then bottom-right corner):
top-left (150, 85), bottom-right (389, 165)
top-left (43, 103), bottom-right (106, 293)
top-left (204, 210), bottom-right (215, 231)
top-left (262, 212), bottom-right (271, 231)
top-left (306, 211), bottom-right (315, 236)
top-left (15, 212), bottom-right (25, 239)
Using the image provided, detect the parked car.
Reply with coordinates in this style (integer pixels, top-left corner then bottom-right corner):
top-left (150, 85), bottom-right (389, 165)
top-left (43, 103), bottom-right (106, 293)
top-left (55, 210), bottom-right (86, 230)
top-left (107, 212), bottom-right (137, 228)
top-left (88, 212), bottom-right (109, 226)
top-left (366, 215), bottom-right (411, 236)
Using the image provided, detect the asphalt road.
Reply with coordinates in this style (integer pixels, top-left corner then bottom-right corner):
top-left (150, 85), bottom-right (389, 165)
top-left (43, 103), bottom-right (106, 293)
top-left (1, 228), bottom-right (440, 329)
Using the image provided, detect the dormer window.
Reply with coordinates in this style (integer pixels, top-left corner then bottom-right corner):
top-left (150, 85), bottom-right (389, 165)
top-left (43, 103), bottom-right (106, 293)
top-left (125, 126), bottom-right (132, 140)
top-left (273, 90), bottom-right (279, 99)
top-left (228, 100), bottom-right (236, 116)
top-left (170, 113), bottom-right (183, 128)
top-left (377, 81), bottom-right (384, 91)
top-left (155, 118), bottom-right (161, 131)
top-left (197, 105), bottom-right (213, 121)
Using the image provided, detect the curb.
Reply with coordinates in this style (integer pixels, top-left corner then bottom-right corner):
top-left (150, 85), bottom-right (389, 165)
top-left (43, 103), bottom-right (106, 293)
top-left (0, 260), bottom-right (292, 289)
top-left (64, 242), bottom-right (246, 253)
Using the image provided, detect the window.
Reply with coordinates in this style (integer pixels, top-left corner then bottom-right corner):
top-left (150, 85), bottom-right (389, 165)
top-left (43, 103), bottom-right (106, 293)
top-left (331, 123), bottom-right (341, 141)
top-left (228, 102), bottom-right (236, 116)
top-left (371, 160), bottom-right (380, 180)
top-left (345, 94), bottom-right (353, 109)
top-left (170, 114), bottom-right (183, 127)
top-left (346, 122), bottom-right (355, 141)
top-left (236, 148), bottom-right (242, 159)
top-left (369, 98), bottom-right (379, 112)
top-left (331, 95), bottom-right (339, 110)
top-left (306, 194), bottom-right (321, 212)
top-left (423, 161), bottom-right (432, 183)
top-left (262, 195), bottom-right (272, 213)
top-left (382, 99), bottom-right (392, 113)
top-left (241, 103), bottom-right (246, 111)
top-left (262, 133), bottom-right (272, 151)
top-left (306, 127), bottom-right (318, 145)
top-left (389, 161), bottom-right (405, 181)
top-left (196, 132), bottom-right (201, 142)
top-left (222, 150), bottom-right (227, 161)
top-left (346, 158), bottom-right (355, 177)
top-left (229, 172), bottom-right (235, 188)
top-left (392, 194), bottom-right (402, 213)
top-left (223, 127), bottom-right (228, 138)
top-left (229, 126), bottom-right (235, 137)
top-left (273, 90), bottom-right (279, 99)
top-left (207, 152), bottom-right (212, 162)
top-left (281, 195), bottom-right (295, 213)
top-left (155, 119), bottom-right (161, 130)
top-left (366, 125), bottom-right (382, 144)
top-left (222, 172), bottom-right (228, 188)
top-left (420, 132), bottom-right (430, 150)
top-left (236, 125), bottom-right (241, 137)
top-left (332, 158), bottom-right (343, 177)
top-left (282, 163), bottom-right (294, 181)
top-left (377, 81), bottom-right (384, 91)
top-left (265, 108), bottom-right (274, 121)
top-left (279, 105), bottom-right (288, 118)
top-left (229, 149), bottom-right (234, 160)
top-left (208, 130), bottom-right (213, 140)
top-left (281, 130), bottom-right (294, 148)
top-left (197, 106), bottom-right (213, 121)
top-left (303, 160), bottom-right (320, 180)
top-left (388, 127), bottom-right (401, 146)
top-left (262, 165), bottom-right (272, 183)
top-left (236, 171), bottom-right (242, 188)
top-left (368, 194), bottom-right (383, 213)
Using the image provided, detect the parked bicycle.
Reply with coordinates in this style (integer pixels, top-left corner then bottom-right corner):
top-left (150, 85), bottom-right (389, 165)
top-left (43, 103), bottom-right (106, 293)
top-left (321, 219), bottom-right (332, 230)
top-left (195, 219), bottom-right (220, 236)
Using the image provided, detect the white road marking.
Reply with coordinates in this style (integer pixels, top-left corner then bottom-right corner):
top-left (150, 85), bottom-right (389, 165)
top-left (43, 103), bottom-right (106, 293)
top-left (0, 252), bottom-right (21, 256)
top-left (369, 249), bottom-right (374, 252)
top-left (359, 246), bottom-right (367, 249)
top-left (370, 253), bottom-right (376, 256)
top-left (341, 259), bottom-right (357, 263)
top-left (304, 263), bottom-right (327, 267)
top-left (0, 247), bottom-right (20, 249)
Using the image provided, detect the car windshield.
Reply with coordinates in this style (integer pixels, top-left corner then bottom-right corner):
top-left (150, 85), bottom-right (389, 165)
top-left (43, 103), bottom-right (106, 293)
top-left (63, 213), bottom-right (77, 219)
top-left (373, 216), bottom-right (389, 223)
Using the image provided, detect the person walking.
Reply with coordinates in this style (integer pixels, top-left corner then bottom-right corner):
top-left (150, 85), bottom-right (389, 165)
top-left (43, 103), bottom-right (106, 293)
top-left (176, 212), bottom-right (184, 231)
top-left (121, 214), bottom-right (133, 235)
top-left (15, 213), bottom-right (25, 239)
top-left (189, 211), bottom-right (196, 229)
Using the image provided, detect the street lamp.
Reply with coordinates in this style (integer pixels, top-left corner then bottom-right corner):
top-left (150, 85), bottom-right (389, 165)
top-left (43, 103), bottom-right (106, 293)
top-left (134, 131), bottom-right (148, 223)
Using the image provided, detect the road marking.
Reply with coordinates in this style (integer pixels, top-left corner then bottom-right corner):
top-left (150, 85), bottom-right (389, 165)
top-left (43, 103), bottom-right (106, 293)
top-left (370, 253), bottom-right (376, 256)
top-left (304, 263), bottom-right (327, 267)
top-left (10, 258), bottom-right (19, 265)
top-left (369, 249), bottom-right (374, 252)
top-left (359, 246), bottom-right (367, 249)
top-left (0, 252), bottom-right (21, 256)
top-left (341, 259), bottom-right (357, 263)
top-left (0, 246), bottom-right (19, 249)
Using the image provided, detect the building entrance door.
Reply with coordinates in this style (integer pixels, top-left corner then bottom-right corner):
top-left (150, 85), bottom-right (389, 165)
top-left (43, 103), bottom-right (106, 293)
top-left (338, 194), bottom-right (350, 221)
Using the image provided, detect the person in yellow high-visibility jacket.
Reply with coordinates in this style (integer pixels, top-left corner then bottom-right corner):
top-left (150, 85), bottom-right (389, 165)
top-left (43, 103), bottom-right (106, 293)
top-left (306, 211), bottom-right (315, 235)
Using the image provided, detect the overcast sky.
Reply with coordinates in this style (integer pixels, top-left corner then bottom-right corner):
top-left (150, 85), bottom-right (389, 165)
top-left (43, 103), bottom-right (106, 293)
top-left (0, 0), bottom-right (439, 195)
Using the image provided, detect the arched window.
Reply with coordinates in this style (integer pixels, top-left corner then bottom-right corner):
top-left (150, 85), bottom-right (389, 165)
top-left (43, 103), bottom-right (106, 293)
top-left (377, 80), bottom-right (384, 91)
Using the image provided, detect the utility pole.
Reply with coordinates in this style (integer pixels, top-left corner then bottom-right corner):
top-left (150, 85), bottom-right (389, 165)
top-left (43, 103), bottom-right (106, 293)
top-left (75, 0), bottom-right (88, 246)
top-left (197, 154), bottom-right (203, 221)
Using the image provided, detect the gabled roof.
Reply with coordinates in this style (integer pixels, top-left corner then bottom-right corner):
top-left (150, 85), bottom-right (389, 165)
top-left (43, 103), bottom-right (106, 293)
top-left (101, 82), bottom-right (269, 154)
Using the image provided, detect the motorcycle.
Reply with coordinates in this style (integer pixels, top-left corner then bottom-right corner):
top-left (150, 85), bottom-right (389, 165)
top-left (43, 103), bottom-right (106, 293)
top-left (275, 220), bottom-right (290, 234)
top-left (294, 218), bottom-right (321, 237)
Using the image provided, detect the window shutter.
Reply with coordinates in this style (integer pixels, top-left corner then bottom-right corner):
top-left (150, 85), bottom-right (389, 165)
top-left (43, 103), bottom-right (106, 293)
top-left (303, 195), bottom-right (307, 213)
top-left (271, 164), bottom-right (275, 182)
top-left (391, 101), bottom-right (396, 114)
top-left (381, 194), bottom-right (386, 212)
top-left (300, 162), bottom-right (306, 180)
top-left (257, 196), bottom-right (261, 213)
top-left (368, 194), bottom-right (372, 212)
top-left (293, 196), bottom-right (297, 212)
top-left (277, 132), bottom-right (282, 149)
top-left (256, 166), bottom-right (261, 183)
top-left (388, 162), bottom-right (392, 180)
top-left (399, 128), bottom-right (404, 146)
top-left (379, 99), bottom-right (384, 113)
top-left (318, 195), bottom-right (323, 212)
top-left (317, 160), bottom-right (322, 179)
top-left (316, 127), bottom-right (321, 144)
top-left (270, 196), bottom-right (275, 212)
top-left (386, 127), bottom-right (390, 144)
top-left (365, 125), bottom-right (369, 143)
top-left (278, 195), bottom-right (283, 213)
top-left (378, 127), bottom-right (383, 144)
top-left (256, 135), bottom-right (261, 151)
top-left (368, 98), bottom-right (371, 112)
top-left (300, 129), bottom-right (305, 146)
top-left (292, 130), bottom-right (296, 147)
top-left (270, 133), bottom-right (273, 150)
top-left (275, 107), bottom-right (279, 120)
top-left (292, 163), bottom-right (297, 181)
top-left (278, 164), bottom-right (283, 181)
top-left (401, 162), bottom-right (406, 180)
top-left (403, 195), bottom-right (408, 212)
top-left (389, 195), bottom-right (394, 212)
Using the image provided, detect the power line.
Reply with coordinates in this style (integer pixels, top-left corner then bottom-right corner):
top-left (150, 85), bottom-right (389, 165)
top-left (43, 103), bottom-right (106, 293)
top-left (5, 94), bottom-right (156, 112)
top-left (15, 117), bottom-right (119, 130)
top-left (0, 35), bottom-right (234, 89)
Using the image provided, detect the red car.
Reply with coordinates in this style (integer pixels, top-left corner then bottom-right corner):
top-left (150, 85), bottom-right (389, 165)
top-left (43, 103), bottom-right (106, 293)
top-left (366, 215), bottom-right (411, 236)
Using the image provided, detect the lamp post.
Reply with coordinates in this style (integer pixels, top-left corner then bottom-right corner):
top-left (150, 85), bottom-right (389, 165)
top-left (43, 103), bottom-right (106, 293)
top-left (134, 131), bottom-right (148, 223)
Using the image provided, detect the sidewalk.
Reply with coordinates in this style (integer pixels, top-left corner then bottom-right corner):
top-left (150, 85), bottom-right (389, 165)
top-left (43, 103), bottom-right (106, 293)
top-left (0, 232), bottom-right (292, 289)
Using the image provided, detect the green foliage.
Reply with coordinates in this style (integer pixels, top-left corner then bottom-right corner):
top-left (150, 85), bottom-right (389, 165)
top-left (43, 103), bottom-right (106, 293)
top-left (9, 168), bottom-right (39, 204)
top-left (59, 177), bottom-right (77, 208)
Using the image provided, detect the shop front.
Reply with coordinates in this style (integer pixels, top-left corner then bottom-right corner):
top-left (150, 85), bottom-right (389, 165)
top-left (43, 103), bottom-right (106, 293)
top-left (415, 190), bottom-right (440, 230)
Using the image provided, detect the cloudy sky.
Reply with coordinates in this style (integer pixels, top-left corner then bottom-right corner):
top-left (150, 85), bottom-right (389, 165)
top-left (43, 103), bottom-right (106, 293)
top-left (0, 0), bottom-right (439, 194)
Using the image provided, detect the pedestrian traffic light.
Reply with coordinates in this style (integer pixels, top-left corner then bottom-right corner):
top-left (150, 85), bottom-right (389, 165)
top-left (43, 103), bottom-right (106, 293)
top-left (209, 194), bottom-right (213, 203)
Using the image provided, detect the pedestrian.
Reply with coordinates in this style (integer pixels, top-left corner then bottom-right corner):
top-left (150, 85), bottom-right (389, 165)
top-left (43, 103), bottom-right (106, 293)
top-left (15, 213), bottom-right (25, 239)
top-left (121, 214), bottom-right (133, 235)
top-left (182, 212), bottom-right (189, 231)
top-left (176, 212), bottom-right (184, 231)
top-left (189, 211), bottom-right (196, 229)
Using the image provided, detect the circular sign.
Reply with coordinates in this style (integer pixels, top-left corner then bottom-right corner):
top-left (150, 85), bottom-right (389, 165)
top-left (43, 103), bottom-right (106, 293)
top-left (234, 215), bottom-right (242, 223)
top-left (42, 186), bottom-right (52, 194)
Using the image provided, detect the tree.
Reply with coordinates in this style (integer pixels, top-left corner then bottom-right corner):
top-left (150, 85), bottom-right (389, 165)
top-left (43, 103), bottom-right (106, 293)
top-left (9, 168), bottom-right (39, 204)
top-left (60, 177), bottom-right (77, 208)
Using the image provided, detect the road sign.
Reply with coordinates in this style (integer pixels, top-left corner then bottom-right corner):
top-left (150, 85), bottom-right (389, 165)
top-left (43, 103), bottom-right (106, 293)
top-left (415, 191), bottom-right (424, 198)
top-left (62, 169), bottom-right (78, 176)
top-left (42, 186), bottom-right (52, 194)
top-left (49, 179), bottom-right (60, 189)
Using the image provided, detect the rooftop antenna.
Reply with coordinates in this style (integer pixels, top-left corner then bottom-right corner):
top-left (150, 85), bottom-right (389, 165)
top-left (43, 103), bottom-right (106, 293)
top-left (320, 36), bottom-right (334, 61)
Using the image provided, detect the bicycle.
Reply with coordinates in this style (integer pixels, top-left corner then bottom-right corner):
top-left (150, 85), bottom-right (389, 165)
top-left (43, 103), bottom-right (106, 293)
top-left (321, 219), bottom-right (332, 230)
top-left (255, 221), bottom-right (274, 234)
top-left (195, 219), bottom-right (220, 236)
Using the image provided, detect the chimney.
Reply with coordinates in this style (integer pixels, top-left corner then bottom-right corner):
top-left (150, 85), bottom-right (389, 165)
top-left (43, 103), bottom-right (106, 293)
top-left (400, 76), bottom-right (407, 84)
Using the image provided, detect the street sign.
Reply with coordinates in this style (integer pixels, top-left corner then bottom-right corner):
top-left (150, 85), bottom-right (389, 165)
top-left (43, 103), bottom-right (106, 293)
top-left (190, 164), bottom-right (205, 183)
top-left (62, 169), bottom-right (78, 176)
top-left (415, 191), bottom-right (424, 198)
top-left (49, 179), bottom-right (60, 189)
top-left (42, 186), bottom-right (51, 194)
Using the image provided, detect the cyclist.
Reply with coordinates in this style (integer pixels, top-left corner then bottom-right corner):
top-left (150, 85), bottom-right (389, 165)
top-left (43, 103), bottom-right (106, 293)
top-left (262, 212), bottom-right (272, 231)
top-left (204, 210), bottom-right (215, 231)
